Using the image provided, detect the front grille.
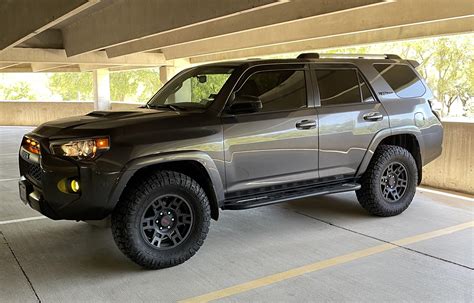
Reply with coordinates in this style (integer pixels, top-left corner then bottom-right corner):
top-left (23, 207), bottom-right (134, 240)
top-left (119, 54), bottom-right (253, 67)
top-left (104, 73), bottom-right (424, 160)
top-left (25, 161), bottom-right (43, 184)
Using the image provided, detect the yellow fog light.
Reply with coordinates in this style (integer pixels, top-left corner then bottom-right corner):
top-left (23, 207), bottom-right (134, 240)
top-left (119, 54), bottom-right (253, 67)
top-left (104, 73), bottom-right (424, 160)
top-left (70, 179), bottom-right (80, 193)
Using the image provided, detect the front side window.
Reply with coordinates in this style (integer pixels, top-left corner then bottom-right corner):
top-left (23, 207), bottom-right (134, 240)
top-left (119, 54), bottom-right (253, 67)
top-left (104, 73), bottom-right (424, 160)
top-left (315, 69), bottom-right (362, 106)
top-left (148, 66), bottom-right (234, 109)
top-left (236, 70), bottom-right (307, 113)
top-left (374, 64), bottom-right (426, 98)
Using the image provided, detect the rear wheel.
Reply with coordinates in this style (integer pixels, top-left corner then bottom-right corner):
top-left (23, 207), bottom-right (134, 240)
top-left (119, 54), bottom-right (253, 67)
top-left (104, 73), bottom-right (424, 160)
top-left (112, 171), bottom-right (211, 269)
top-left (356, 145), bottom-right (417, 216)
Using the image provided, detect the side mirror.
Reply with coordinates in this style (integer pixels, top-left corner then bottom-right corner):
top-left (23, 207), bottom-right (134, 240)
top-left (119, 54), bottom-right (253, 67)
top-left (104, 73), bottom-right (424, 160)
top-left (229, 95), bottom-right (263, 114)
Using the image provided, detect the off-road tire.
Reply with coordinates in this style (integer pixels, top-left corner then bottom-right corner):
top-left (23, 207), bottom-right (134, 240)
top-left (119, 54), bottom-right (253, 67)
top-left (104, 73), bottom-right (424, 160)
top-left (356, 145), bottom-right (417, 217)
top-left (112, 170), bottom-right (211, 269)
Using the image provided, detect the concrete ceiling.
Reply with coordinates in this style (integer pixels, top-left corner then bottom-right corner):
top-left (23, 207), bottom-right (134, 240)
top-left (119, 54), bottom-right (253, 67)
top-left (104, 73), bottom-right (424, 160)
top-left (0, 0), bottom-right (472, 72)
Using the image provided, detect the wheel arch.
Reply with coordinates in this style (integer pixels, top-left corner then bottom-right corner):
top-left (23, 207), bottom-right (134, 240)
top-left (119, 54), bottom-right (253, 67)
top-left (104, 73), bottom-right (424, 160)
top-left (108, 152), bottom-right (224, 220)
top-left (357, 127), bottom-right (423, 184)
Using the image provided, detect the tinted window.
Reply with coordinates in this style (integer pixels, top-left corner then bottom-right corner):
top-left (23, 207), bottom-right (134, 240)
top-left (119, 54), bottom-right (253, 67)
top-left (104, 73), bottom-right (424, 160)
top-left (315, 69), bottom-right (361, 106)
top-left (237, 70), bottom-right (306, 112)
top-left (374, 64), bottom-right (425, 98)
top-left (149, 66), bottom-right (234, 109)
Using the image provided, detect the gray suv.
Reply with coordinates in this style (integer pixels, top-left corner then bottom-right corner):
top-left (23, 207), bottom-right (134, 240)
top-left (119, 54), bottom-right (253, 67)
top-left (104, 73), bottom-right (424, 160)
top-left (18, 53), bottom-right (443, 269)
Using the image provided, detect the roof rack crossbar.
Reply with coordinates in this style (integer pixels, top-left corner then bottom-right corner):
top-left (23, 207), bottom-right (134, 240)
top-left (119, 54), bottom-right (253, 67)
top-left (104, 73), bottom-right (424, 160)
top-left (297, 53), bottom-right (401, 60)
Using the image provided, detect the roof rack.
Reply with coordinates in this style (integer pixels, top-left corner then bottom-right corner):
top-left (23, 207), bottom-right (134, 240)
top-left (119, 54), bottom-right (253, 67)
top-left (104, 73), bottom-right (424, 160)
top-left (297, 53), bottom-right (401, 60)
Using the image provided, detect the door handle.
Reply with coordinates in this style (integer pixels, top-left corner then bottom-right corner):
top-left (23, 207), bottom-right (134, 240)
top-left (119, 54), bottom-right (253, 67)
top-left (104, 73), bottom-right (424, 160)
top-left (296, 119), bottom-right (317, 130)
top-left (363, 112), bottom-right (383, 121)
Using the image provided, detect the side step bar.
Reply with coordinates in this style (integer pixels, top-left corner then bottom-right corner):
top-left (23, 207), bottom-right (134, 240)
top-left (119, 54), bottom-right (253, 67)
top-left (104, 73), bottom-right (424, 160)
top-left (222, 183), bottom-right (361, 210)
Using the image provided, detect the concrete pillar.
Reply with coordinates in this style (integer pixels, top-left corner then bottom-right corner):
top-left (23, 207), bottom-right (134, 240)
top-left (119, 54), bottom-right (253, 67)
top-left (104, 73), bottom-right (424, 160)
top-left (159, 65), bottom-right (176, 86)
top-left (159, 59), bottom-right (191, 86)
top-left (93, 68), bottom-right (111, 111)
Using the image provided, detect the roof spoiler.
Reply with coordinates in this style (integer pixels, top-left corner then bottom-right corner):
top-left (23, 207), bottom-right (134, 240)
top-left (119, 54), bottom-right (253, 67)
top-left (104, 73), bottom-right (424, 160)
top-left (297, 53), bottom-right (402, 60)
top-left (407, 59), bottom-right (420, 68)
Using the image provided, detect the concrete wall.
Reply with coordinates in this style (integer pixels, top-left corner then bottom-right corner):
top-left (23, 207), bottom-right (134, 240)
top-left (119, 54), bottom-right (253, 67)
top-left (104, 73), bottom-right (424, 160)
top-left (421, 122), bottom-right (473, 195)
top-left (0, 101), bottom-right (472, 195)
top-left (0, 101), bottom-right (141, 126)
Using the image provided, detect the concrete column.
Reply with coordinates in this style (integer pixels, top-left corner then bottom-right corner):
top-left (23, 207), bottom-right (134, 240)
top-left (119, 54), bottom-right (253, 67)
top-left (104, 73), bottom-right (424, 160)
top-left (159, 59), bottom-right (191, 86)
top-left (93, 68), bottom-right (111, 110)
top-left (159, 65), bottom-right (176, 86)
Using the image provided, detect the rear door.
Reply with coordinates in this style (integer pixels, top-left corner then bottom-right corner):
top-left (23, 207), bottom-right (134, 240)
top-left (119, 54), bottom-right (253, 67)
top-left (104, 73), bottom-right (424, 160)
top-left (222, 64), bottom-right (319, 194)
top-left (312, 65), bottom-right (389, 179)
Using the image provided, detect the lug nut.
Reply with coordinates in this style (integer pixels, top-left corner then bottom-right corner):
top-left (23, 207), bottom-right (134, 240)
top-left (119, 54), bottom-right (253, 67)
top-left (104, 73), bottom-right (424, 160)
top-left (159, 227), bottom-right (163, 230)
top-left (167, 226), bottom-right (171, 229)
top-left (167, 212), bottom-right (171, 215)
top-left (171, 218), bottom-right (175, 221)
top-left (160, 212), bottom-right (163, 216)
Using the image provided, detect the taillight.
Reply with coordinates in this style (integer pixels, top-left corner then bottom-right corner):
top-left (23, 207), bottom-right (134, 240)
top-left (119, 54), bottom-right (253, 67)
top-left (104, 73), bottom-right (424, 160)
top-left (22, 137), bottom-right (41, 155)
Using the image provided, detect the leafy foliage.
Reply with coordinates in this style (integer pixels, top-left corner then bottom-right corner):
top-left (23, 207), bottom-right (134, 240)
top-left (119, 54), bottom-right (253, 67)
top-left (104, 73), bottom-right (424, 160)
top-left (49, 72), bottom-right (93, 101)
top-left (48, 68), bottom-right (161, 102)
top-left (0, 81), bottom-right (37, 100)
top-left (110, 69), bottom-right (161, 102)
top-left (190, 74), bottom-right (230, 102)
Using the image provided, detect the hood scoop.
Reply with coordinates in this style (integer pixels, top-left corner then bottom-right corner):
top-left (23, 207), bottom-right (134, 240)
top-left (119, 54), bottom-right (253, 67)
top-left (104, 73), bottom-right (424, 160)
top-left (87, 111), bottom-right (140, 118)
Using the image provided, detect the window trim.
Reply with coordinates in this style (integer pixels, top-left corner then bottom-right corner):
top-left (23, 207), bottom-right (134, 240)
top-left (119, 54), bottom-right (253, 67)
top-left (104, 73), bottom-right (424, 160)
top-left (373, 63), bottom-right (426, 99)
top-left (357, 71), bottom-right (378, 104)
top-left (223, 66), bottom-right (312, 116)
top-left (312, 67), bottom-right (378, 108)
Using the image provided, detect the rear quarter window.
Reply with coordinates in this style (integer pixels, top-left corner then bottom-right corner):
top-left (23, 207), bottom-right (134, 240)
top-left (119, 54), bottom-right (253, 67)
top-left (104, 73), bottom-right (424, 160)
top-left (374, 64), bottom-right (426, 98)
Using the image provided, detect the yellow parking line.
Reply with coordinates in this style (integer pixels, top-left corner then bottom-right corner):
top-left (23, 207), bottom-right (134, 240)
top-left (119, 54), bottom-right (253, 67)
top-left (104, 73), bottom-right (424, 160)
top-left (179, 221), bottom-right (474, 303)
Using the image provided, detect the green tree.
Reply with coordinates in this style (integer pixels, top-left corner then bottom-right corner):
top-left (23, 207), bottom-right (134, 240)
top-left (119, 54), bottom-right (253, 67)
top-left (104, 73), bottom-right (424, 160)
top-left (110, 68), bottom-right (161, 102)
top-left (48, 72), bottom-right (93, 101)
top-left (0, 82), bottom-right (37, 100)
top-left (191, 74), bottom-right (230, 102)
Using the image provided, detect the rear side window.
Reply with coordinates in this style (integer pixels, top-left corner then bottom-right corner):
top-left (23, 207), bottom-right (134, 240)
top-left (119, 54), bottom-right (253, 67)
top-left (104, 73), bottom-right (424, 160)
top-left (237, 70), bottom-right (307, 113)
top-left (315, 69), bottom-right (374, 106)
top-left (374, 64), bottom-right (425, 98)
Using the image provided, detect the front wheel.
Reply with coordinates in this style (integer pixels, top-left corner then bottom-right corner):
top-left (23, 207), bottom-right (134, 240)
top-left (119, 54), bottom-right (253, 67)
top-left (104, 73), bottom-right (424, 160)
top-left (356, 145), bottom-right (418, 217)
top-left (112, 171), bottom-right (211, 269)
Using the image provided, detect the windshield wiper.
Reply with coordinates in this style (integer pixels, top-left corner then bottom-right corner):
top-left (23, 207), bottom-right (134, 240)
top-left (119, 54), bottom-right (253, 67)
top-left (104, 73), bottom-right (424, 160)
top-left (146, 104), bottom-right (186, 111)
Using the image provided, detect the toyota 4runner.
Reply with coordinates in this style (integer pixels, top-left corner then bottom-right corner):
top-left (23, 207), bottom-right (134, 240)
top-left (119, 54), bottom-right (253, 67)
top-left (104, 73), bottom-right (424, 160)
top-left (18, 53), bottom-right (443, 269)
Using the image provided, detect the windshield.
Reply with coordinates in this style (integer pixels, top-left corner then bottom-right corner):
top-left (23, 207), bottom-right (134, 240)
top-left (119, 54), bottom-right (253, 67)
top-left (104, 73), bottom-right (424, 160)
top-left (147, 66), bottom-right (235, 109)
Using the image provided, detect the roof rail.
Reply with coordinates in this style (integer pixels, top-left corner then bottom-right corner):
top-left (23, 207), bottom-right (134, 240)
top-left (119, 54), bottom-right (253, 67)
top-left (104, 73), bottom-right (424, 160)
top-left (297, 53), bottom-right (401, 60)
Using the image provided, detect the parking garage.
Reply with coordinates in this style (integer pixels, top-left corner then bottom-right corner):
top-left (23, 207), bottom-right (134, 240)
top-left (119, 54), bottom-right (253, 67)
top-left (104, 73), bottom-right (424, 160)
top-left (1, 1), bottom-right (473, 302)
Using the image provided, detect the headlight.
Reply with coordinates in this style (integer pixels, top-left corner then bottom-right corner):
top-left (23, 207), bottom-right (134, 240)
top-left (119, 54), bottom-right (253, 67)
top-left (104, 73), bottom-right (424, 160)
top-left (51, 137), bottom-right (110, 160)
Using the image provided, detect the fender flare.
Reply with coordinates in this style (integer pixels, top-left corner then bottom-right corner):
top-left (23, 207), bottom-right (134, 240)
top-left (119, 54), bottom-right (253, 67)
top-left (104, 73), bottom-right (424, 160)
top-left (355, 126), bottom-right (424, 177)
top-left (106, 151), bottom-right (225, 211)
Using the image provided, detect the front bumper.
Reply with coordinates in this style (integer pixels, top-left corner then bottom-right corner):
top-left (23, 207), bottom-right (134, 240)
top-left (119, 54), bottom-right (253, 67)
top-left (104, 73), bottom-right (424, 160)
top-left (19, 145), bottom-right (121, 220)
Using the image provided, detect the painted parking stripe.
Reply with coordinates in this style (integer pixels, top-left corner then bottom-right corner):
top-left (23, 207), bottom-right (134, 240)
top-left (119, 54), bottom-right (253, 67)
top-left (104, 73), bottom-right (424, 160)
top-left (417, 186), bottom-right (474, 202)
top-left (0, 216), bottom-right (46, 225)
top-left (179, 221), bottom-right (474, 303)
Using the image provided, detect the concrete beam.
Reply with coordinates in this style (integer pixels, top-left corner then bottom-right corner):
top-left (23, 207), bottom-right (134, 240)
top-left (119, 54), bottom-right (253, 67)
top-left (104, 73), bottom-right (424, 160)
top-left (163, 0), bottom-right (474, 59)
top-left (0, 0), bottom-right (97, 51)
top-left (105, 0), bottom-right (383, 58)
top-left (190, 16), bottom-right (474, 63)
top-left (31, 63), bottom-right (73, 72)
top-left (62, 0), bottom-right (284, 57)
top-left (79, 64), bottom-right (117, 72)
top-left (18, 29), bottom-right (64, 49)
top-left (109, 66), bottom-right (154, 72)
top-left (0, 64), bottom-right (33, 73)
top-left (0, 63), bottom-right (21, 71)
top-left (0, 48), bottom-right (166, 66)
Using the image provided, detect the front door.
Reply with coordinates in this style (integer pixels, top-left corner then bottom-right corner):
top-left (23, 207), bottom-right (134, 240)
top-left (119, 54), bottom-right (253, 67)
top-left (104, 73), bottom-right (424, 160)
top-left (313, 66), bottom-right (389, 179)
top-left (222, 66), bottom-right (319, 195)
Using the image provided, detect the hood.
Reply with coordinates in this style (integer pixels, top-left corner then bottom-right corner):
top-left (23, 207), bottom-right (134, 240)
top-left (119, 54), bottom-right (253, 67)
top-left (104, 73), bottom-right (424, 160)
top-left (32, 108), bottom-right (180, 138)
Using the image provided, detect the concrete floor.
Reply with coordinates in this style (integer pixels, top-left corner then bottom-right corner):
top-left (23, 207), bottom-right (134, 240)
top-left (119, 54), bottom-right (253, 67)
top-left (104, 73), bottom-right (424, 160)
top-left (0, 126), bottom-right (473, 303)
